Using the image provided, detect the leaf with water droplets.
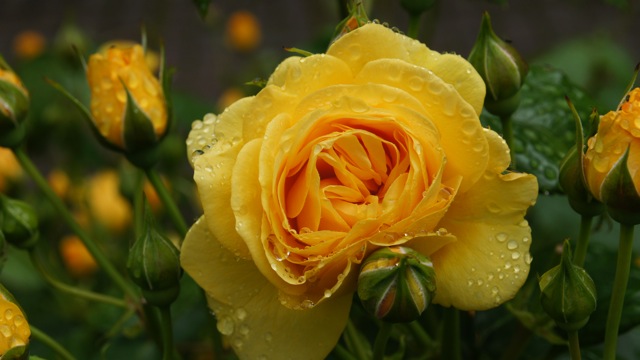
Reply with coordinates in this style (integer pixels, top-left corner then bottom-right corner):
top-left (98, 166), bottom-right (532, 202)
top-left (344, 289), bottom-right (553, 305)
top-left (481, 64), bottom-right (593, 193)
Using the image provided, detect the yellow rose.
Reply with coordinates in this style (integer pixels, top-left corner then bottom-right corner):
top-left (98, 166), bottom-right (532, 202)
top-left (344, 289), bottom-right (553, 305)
top-left (585, 88), bottom-right (640, 223)
top-left (182, 23), bottom-right (538, 359)
top-left (86, 43), bottom-right (166, 150)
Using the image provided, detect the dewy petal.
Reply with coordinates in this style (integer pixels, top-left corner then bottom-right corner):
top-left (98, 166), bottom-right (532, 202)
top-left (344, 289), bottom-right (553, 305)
top-left (181, 217), bottom-right (352, 360)
top-left (327, 23), bottom-right (485, 115)
top-left (354, 58), bottom-right (488, 193)
top-left (430, 129), bottom-right (538, 310)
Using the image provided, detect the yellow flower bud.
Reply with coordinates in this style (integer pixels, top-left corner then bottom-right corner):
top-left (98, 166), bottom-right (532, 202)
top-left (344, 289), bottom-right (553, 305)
top-left (0, 284), bottom-right (30, 358)
top-left (585, 88), bottom-right (640, 224)
top-left (0, 57), bottom-right (29, 147)
top-left (86, 43), bottom-right (167, 151)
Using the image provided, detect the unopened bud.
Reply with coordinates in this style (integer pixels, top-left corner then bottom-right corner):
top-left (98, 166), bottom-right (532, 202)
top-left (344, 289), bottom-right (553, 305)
top-left (127, 201), bottom-right (181, 306)
top-left (539, 240), bottom-right (597, 331)
top-left (0, 56), bottom-right (29, 148)
top-left (468, 12), bottom-right (528, 117)
top-left (0, 195), bottom-right (38, 250)
top-left (358, 246), bottom-right (436, 323)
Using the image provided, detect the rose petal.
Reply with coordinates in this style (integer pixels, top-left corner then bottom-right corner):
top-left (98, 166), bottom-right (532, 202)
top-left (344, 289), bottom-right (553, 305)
top-left (354, 58), bottom-right (488, 193)
top-left (430, 129), bottom-right (538, 310)
top-left (327, 23), bottom-right (485, 115)
top-left (181, 217), bottom-right (352, 360)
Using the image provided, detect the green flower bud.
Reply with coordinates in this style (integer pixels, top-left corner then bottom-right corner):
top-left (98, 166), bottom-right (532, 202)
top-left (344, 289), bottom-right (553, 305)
top-left (332, 1), bottom-right (369, 43)
top-left (558, 101), bottom-right (604, 217)
top-left (127, 201), bottom-right (181, 306)
top-left (400, 0), bottom-right (436, 17)
top-left (357, 246), bottom-right (436, 323)
top-left (0, 56), bottom-right (29, 148)
top-left (468, 12), bottom-right (528, 117)
top-left (539, 241), bottom-right (597, 332)
top-left (0, 195), bottom-right (38, 250)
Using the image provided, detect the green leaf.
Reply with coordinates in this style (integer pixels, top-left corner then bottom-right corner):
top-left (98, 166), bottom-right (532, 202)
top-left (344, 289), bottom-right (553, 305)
top-left (481, 64), bottom-right (593, 193)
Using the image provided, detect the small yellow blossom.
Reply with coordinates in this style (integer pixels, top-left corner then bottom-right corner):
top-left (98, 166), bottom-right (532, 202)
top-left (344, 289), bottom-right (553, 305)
top-left (0, 147), bottom-right (22, 193)
top-left (59, 234), bottom-right (98, 277)
top-left (85, 170), bottom-right (132, 232)
top-left (13, 30), bottom-right (46, 60)
top-left (47, 169), bottom-right (71, 199)
top-left (225, 11), bottom-right (261, 52)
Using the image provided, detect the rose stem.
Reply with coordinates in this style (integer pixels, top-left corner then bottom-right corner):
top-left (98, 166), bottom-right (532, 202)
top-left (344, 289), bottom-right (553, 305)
top-left (372, 322), bottom-right (393, 360)
top-left (572, 215), bottom-right (593, 267)
top-left (28, 249), bottom-right (127, 308)
top-left (441, 307), bottom-right (462, 360)
top-left (568, 330), bottom-right (581, 360)
top-left (13, 147), bottom-right (139, 301)
top-left (144, 167), bottom-right (188, 238)
top-left (603, 223), bottom-right (635, 360)
top-left (30, 325), bottom-right (77, 360)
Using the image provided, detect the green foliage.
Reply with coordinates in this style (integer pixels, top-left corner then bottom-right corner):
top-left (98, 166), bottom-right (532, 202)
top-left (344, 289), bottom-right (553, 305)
top-left (481, 65), bottom-right (594, 193)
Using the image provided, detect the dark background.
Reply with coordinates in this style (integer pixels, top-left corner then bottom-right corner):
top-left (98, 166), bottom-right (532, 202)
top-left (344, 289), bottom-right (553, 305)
top-left (1, 0), bottom-right (639, 105)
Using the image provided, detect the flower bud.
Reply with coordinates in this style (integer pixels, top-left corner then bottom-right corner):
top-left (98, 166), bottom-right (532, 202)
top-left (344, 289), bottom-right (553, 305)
top-left (585, 88), bottom-right (640, 224)
top-left (0, 195), bottom-right (38, 250)
top-left (332, 1), bottom-right (369, 43)
top-left (357, 246), bottom-right (436, 323)
top-left (539, 240), bottom-right (596, 332)
top-left (468, 12), bottom-right (528, 117)
top-left (127, 202), bottom-right (181, 306)
top-left (86, 43), bottom-right (168, 167)
top-left (0, 56), bottom-right (29, 148)
top-left (0, 283), bottom-right (30, 359)
top-left (558, 101), bottom-right (604, 217)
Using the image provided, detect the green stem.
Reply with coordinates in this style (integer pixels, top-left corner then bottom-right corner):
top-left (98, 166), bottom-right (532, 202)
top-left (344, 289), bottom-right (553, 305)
top-left (158, 305), bottom-right (176, 360)
top-left (372, 322), bottom-right (393, 360)
top-left (344, 319), bottom-right (369, 360)
top-left (30, 325), bottom-right (77, 360)
top-left (144, 168), bottom-right (188, 238)
top-left (442, 308), bottom-right (461, 360)
top-left (573, 215), bottom-right (593, 267)
top-left (13, 148), bottom-right (139, 301)
top-left (500, 115), bottom-right (516, 168)
top-left (407, 14), bottom-right (422, 39)
top-left (28, 250), bottom-right (127, 308)
top-left (333, 343), bottom-right (358, 360)
top-left (567, 330), bottom-right (581, 360)
top-left (408, 321), bottom-right (436, 349)
top-left (603, 223), bottom-right (635, 360)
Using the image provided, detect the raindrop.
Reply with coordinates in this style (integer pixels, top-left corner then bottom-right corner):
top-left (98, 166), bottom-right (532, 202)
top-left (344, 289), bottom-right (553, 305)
top-left (233, 338), bottom-right (244, 349)
top-left (239, 325), bottom-right (250, 336)
top-left (0, 325), bottom-right (10, 338)
top-left (408, 76), bottom-right (424, 91)
top-left (324, 289), bottom-right (333, 298)
top-left (487, 202), bottom-right (500, 214)
top-left (504, 261), bottom-right (512, 270)
top-left (461, 121), bottom-right (476, 136)
top-left (511, 252), bottom-right (521, 260)
top-left (235, 308), bottom-right (247, 321)
top-left (507, 240), bottom-right (518, 250)
top-left (524, 253), bottom-right (533, 265)
top-left (513, 265), bottom-right (521, 274)
top-left (495, 233), bottom-right (508, 242)
top-left (4, 309), bottom-right (13, 321)
top-left (491, 286), bottom-right (499, 295)
top-left (476, 279), bottom-right (484, 286)
top-left (217, 316), bottom-right (235, 335)
top-left (427, 80), bottom-right (443, 95)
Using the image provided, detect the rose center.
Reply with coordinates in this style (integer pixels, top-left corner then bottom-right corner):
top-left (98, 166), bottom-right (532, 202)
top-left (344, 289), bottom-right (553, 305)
top-left (284, 121), bottom-right (420, 235)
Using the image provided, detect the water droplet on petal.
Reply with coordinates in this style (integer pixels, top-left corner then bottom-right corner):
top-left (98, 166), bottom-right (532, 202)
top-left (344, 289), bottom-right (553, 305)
top-left (507, 240), bottom-right (518, 250)
top-left (496, 233), bottom-right (508, 242)
top-left (217, 316), bottom-right (235, 335)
